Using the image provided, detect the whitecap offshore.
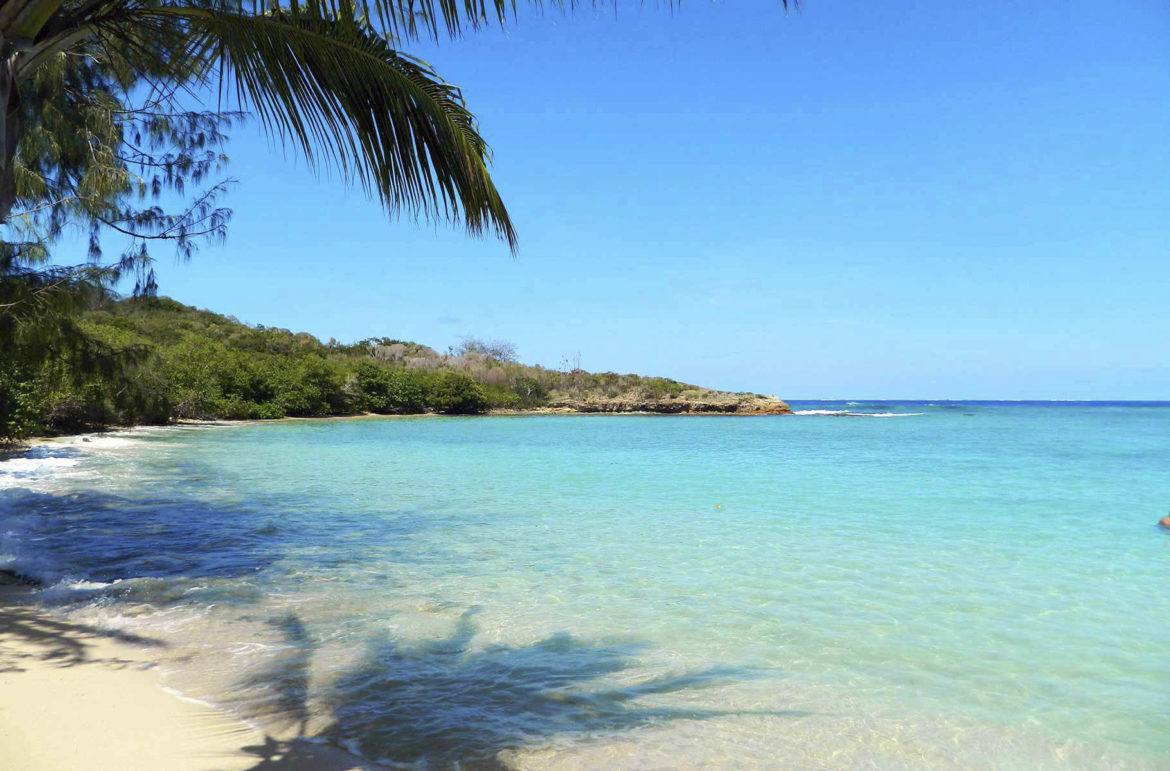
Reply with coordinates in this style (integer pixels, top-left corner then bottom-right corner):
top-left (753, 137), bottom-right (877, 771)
top-left (792, 409), bottom-right (923, 417)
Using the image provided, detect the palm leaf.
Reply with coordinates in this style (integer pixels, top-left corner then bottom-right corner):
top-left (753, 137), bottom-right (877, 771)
top-left (147, 4), bottom-right (516, 249)
top-left (229, 0), bottom-right (794, 44)
top-left (8, 0), bottom-right (797, 247)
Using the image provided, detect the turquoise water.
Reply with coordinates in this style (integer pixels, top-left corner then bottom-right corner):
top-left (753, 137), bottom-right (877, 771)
top-left (2, 403), bottom-right (1168, 768)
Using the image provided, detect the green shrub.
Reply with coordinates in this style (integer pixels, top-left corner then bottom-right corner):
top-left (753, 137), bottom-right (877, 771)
top-left (0, 362), bottom-right (48, 439)
top-left (353, 362), bottom-right (427, 413)
top-left (271, 355), bottom-right (346, 416)
top-left (510, 375), bottom-right (549, 407)
top-left (481, 384), bottom-right (521, 409)
top-left (428, 371), bottom-right (488, 414)
top-left (643, 377), bottom-right (685, 400)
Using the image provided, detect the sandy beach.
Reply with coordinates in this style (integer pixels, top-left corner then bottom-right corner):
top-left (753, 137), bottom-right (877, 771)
top-left (0, 585), bottom-right (376, 771)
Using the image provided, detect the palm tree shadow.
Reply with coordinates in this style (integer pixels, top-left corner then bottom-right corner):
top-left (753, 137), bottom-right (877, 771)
top-left (0, 601), bottom-right (166, 673)
top-left (240, 608), bottom-right (805, 769)
top-left (238, 614), bottom-right (315, 738)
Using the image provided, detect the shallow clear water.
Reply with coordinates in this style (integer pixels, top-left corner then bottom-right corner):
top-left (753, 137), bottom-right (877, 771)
top-left (2, 403), bottom-right (1169, 769)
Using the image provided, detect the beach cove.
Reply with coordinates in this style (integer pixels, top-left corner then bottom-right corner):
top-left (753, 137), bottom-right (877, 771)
top-left (1, 404), bottom-right (1168, 769)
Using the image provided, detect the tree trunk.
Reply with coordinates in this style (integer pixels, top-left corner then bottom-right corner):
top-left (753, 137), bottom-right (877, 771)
top-left (0, 46), bottom-right (21, 227)
top-left (0, 0), bottom-right (66, 227)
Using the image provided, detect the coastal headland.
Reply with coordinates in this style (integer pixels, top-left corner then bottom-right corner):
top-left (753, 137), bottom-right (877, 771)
top-left (1, 295), bottom-right (789, 443)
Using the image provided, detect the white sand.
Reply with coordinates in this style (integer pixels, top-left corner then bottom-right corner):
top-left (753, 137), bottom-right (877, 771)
top-left (0, 587), bottom-right (377, 771)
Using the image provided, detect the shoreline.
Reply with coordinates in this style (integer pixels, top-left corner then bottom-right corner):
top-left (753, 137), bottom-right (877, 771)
top-left (2, 407), bottom-right (1167, 768)
top-left (0, 583), bottom-right (381, 771)
top-left (2, 406), bottom-right (793, 453)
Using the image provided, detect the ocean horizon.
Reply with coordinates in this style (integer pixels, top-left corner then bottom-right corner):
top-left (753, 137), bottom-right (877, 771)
top-left (2, 401), bottom-right (1168, 769)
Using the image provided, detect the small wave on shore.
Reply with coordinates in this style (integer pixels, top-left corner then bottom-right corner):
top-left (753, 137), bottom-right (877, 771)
top-left (0, 425), bottom-right (237, 586)
top-left (0, 445), bottom-right (85, 484)
top-left (4, 410), bottom-right (1169, 769)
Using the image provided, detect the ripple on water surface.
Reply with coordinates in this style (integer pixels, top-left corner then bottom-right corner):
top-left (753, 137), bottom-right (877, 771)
top-left (1, 407), bottom-right (1168, 769)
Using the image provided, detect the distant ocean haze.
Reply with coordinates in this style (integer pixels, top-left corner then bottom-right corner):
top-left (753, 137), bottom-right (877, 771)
top-left (1, 402), bottom-right (1168, 768)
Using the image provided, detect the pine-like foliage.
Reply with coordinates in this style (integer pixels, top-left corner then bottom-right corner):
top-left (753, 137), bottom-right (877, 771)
top-left (0, 0), bottom-right (531, 428)
top-left (0, 0), bottom-right (791, 438)
top-left (1, 35), bottom-right (235, 421)
top-left (1, 0), bottom-right (522, 251)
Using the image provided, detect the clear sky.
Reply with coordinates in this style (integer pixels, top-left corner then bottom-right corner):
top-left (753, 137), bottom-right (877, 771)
top-left (87, 1), bottom-right (1170, 398)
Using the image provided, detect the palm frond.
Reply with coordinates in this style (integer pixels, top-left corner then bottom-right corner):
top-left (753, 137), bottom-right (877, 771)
top-left (232, 0), bottom-right (795, 44)
top-left (145, 4), bottom-right (515, 249)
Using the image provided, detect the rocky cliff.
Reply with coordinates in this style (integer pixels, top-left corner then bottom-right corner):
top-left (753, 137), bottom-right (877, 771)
top-left (536, 391), bottom-right (791, 415)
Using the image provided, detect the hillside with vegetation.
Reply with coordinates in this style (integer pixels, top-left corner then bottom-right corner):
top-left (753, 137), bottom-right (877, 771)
top-left (0, 297), bottom-right (790, 439)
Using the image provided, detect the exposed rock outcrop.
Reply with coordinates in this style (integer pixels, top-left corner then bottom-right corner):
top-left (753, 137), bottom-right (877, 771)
top-left (543, 393), bottom-right (791, 415)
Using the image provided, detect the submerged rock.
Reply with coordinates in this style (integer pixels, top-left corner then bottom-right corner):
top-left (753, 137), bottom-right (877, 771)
top-left (0, 568), bottom-right (42, 587)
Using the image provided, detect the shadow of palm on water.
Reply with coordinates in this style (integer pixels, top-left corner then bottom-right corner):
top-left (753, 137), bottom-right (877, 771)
top-left (0, 487), bottom-right (446, 604)
top-left (241, 609), bottom-right (807, 769)
top-left (3, 487), bottom-right (807, 767)
top-left (0, 488), bottom-right (291, 587)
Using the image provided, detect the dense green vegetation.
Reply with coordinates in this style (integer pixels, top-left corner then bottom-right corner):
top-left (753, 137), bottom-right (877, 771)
top-left (1, 296), bottom-right (739, 440)
top-left (1, 2), bottom-right (793, 443)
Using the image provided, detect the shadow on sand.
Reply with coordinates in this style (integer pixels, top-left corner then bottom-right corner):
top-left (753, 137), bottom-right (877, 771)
top-left (236, 608), bottom-right (807, 769)
top-left (0, 591), bottom-right (166, 673)
top-left (1, 485), bottom-right (806, 768)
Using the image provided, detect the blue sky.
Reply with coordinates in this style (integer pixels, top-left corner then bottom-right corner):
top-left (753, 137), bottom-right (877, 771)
top-left (91, 1), bottom-right (1170, 398)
